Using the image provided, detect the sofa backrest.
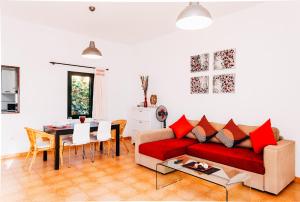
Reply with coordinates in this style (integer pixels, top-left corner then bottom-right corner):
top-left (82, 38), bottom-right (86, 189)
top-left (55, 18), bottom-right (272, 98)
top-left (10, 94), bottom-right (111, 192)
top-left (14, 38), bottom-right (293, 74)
top-left (187, 120), bottom-right (280, 149)
top-left (237, 124), bottom-right (280, 141)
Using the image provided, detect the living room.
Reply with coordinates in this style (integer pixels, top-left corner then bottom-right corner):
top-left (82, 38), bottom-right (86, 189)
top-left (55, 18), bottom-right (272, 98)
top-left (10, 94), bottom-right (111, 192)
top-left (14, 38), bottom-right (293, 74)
top-left (1, 0), bottom-right (299, 201)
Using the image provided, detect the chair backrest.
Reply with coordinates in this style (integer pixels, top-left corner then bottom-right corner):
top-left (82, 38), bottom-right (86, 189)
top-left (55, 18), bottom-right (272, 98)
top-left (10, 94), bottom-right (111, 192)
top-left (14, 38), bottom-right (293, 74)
top-left (111, 119), bottom-right (127, 139)
top-left (96, 121), bottom-right (111, 141)
top-left (25, 127), bottom-right (54, 149)
top-left (25, 127), bottom-right (36, 149)
top-left (72, 123), bottom-right (91, 145)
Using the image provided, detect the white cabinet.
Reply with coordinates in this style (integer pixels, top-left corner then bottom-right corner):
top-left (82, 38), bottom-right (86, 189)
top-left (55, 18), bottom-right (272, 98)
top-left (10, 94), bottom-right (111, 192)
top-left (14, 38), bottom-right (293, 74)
top-left (130, 107), bottom-right (162, 143)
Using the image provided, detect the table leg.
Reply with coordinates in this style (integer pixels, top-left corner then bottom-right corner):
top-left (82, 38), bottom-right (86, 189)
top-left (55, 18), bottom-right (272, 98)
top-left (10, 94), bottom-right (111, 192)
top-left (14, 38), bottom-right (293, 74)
top-left (54, 133), bottom-right (60, 170)
top-left (225, 187), bottom-right (228, 202)
top-left (100, 142), bottom-right (103, 152)
top-left (43, 151), bottom-right (47, 161)
top-left (115, 125), bottom-right (120, 156)
top-left (156, 164), bottom-right (159, 190)
top-left (155, 163), bottom-right (181, 190)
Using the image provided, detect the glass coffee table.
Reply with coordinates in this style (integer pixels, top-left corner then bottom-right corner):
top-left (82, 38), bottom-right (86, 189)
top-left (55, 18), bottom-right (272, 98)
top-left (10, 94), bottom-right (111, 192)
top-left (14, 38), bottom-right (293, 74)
top-left (156, 155), bottom-right (251, 202)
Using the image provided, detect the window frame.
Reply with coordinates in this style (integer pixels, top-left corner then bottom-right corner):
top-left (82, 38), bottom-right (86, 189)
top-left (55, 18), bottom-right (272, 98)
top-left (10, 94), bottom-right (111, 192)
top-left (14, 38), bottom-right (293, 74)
top-left (67, 71), bottom-right (94, 119)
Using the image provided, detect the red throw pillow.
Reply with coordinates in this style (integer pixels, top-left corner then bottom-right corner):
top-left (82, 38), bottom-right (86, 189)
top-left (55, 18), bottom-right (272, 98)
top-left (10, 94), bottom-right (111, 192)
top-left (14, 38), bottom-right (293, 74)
top-left (169, 115), bottom-right (194, 139)
top-left (216, 119), bottom-right (248, 148)
top-left (191, 115), bottom-right (217, 142)
top-left (249, 119), bottom-right (277, 153)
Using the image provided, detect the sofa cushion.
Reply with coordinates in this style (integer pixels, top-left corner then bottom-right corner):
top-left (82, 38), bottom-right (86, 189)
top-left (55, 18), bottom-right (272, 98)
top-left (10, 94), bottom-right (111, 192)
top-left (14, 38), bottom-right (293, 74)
top-left (186, 119), bottom-right (281, 149)
top-left (191, 115), bottom-right (218, 142)
top-left (139, 138), bottom-right (198, 161)
top-left (208, 122), bottom-right (225, 144)
top-left (169, 115), bottom-right (194, 139)
top-left (237, 123), bottom-right (280, 149)
top-left (186, 120), bottom-right (199, 139)
top-left (216, 119), bottom-right (248, 148)
top-left (250, 119), bottom-right (277, 153)
top-left (187, 142), bottom-right (265, 174)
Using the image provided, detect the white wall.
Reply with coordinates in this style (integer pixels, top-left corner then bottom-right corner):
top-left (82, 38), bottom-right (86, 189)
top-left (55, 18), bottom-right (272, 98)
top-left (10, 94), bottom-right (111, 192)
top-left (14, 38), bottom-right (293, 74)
top-left (1, 16), bottom-right (140, 155)
top-left (134, 2), bottom-right (300, 176)
top-left (2, 1), bottom-right (300, 177)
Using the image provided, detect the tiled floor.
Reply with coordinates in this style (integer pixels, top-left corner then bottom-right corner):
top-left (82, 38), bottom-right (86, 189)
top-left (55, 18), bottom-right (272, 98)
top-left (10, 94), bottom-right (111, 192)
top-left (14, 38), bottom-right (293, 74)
top-left (1, 140), bottom-right (300, 201)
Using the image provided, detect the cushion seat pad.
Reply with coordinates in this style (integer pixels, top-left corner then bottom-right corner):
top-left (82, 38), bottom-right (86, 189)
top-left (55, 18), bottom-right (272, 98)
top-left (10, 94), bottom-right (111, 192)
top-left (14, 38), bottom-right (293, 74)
top-left (139, 138), bottom-right (198, 161)
top-left (187, 143), bottom-right (265, 174)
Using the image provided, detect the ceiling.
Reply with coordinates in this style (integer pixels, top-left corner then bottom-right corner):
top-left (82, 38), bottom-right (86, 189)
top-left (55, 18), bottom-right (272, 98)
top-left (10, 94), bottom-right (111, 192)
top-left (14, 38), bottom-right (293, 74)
top-left (1, 1), bottom-right (259, 44)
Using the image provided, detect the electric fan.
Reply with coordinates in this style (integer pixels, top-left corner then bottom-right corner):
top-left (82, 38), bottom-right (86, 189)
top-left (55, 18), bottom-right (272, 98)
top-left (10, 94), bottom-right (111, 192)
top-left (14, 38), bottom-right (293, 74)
top-left (155, 105), bottom-right (168, 128)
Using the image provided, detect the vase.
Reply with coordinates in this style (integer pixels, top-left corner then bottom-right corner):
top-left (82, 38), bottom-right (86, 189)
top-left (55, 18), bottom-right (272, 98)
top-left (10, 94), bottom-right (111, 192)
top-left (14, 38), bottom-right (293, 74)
top-left (144, 96), bottom-right (148, 108)
top-left (150, 94), bottom-right (157, 106)
top-left (79, 116), bottom-right (86, 123)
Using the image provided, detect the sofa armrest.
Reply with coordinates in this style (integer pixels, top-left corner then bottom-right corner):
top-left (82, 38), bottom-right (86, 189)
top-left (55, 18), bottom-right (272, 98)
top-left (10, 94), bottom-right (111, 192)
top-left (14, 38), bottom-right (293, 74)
top-left (135, 128), bottom-right (174, 163)
top-left (136, 128), bottom-right (174, 146)
top-left (264, 140), bottom-right (295, 194)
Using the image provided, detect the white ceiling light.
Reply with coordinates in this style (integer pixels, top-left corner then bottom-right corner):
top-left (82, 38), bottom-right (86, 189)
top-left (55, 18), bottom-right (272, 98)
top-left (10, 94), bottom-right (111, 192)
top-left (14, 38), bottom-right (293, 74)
top-left (176, 2), bottom-right (212, 30)
top-left (81, 6), bottom-right (102, 59)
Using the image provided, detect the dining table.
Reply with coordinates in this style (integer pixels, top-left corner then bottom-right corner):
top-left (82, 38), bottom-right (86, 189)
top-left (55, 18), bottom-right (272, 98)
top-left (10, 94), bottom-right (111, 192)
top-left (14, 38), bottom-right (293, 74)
top-left (43, 121), bottom-right (120, 170)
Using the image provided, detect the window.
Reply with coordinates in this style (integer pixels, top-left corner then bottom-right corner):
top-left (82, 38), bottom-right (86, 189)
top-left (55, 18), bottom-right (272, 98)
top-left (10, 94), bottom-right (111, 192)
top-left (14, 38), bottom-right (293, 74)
top-left (67, 71), bottom-right (94, 119)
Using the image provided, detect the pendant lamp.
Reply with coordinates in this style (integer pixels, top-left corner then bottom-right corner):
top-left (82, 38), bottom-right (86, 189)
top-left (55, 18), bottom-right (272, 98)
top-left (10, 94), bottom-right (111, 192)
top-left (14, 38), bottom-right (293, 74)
top-left (82, 6), bottom-right (102, 59)
top-left (176, 2), bottom-right (212, 30)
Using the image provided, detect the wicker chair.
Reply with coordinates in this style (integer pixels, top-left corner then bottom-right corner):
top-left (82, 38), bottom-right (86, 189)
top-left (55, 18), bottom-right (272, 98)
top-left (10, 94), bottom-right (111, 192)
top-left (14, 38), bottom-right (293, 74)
top-left (25, 127), bottom-right (63, 171)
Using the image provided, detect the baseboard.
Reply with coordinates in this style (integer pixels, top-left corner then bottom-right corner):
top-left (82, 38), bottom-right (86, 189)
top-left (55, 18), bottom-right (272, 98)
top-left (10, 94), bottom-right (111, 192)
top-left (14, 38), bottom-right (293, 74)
top-left (1, 152), bottom-right (27, 160)
top-left (1, 137), bottom-right (132, 160)
top-left (124, 136), bottom-right (131, 140)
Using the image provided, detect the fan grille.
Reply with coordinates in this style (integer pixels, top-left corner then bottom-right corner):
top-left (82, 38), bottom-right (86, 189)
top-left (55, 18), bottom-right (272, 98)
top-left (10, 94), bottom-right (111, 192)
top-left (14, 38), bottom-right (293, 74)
top-left (156, 105), bottom-right (168, 122)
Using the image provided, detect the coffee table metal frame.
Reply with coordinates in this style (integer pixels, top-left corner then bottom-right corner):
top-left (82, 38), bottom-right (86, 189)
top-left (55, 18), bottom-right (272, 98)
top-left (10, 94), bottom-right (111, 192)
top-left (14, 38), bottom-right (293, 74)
top-left (156, 155), bottom-right (251, 202)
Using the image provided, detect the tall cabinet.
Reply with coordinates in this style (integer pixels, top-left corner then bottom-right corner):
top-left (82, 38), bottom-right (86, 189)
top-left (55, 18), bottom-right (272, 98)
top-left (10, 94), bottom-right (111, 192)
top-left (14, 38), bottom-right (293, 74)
top-left (130, 107), bottom-right (162, 143)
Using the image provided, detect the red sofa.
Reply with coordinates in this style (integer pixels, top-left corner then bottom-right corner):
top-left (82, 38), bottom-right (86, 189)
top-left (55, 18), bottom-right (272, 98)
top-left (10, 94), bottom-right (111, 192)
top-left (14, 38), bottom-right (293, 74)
top-left (135, 121), bottom-right (295, 195)
top-left (139, 137), bottom-right (265, 175)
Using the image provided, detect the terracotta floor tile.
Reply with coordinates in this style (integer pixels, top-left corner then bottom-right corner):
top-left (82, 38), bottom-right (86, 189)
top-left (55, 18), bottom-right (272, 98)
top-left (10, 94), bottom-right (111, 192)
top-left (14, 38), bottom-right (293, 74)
top-left (1, 140), bottom-right (299, 201)
top-left (70, 175), bottom-right (91, 184)
top-left (1, 193), bottom-right (29, 202)
top-left (63, 191), bottom-right (89, 202)
top-left (116, 188), bottom-right (138, 199)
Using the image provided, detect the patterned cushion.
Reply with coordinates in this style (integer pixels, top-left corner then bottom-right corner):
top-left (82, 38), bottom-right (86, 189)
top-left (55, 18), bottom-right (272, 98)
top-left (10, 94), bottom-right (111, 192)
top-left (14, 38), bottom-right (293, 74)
top-left (208, 122), bottom-right (225, 143)
top-left (216, 119), bottom-right (248, 148)
top-left (185, 120), bottom-right (199, 139)
top-left (191, 116), bottom-right (218, 142)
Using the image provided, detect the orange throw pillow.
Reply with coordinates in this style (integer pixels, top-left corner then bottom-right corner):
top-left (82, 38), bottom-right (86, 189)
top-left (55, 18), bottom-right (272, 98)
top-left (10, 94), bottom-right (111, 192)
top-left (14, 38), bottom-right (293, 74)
top-left (250, 119), bottom-right (277, 153)
top-left (169, 115), bottom-right (194, 139)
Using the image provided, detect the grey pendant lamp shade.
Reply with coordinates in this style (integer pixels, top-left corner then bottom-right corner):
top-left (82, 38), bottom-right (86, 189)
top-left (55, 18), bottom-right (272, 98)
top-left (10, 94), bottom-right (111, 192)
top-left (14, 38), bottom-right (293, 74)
top-left (82, 41), bottom-right (102, 59)
top-left (81, 6), bottom-right (102, 59)
top-left (176, 2), bottom-right (212, 30)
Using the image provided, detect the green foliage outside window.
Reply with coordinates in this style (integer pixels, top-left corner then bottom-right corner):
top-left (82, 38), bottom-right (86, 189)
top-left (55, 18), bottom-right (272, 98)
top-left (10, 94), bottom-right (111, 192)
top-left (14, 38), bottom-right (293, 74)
top-left (71, 75), bottom-right (91, 116)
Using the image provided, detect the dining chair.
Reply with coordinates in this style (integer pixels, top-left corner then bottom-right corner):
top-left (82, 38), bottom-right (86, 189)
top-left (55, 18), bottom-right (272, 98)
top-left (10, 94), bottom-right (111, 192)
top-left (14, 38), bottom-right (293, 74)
top-left (62, 122), bottom-right (91, 167)
top-left (25, 127), bottom-right (63, 171)
top-left (90, 121), bottom-right (112, 161)
top-left (111, 119), bottom-right (129, 153)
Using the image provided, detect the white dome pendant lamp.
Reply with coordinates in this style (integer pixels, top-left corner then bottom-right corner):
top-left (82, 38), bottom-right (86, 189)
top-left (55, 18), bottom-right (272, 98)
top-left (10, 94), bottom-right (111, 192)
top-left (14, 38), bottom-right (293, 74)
top-left (82, 6), bottom-right (102, 59)
top-left (176, 2), bottom-right (212, 30)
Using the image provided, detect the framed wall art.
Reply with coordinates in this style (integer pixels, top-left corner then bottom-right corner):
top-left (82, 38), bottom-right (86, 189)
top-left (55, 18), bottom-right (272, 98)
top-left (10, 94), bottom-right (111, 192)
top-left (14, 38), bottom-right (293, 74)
top-left (191, 53), bottom-right (209, 72)
top-left (213, 74), bottom-right (235, 93)
top-left (214, 49), bottom-right (236, 70)
top-left (191, 76), bottom-right (209, 94)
